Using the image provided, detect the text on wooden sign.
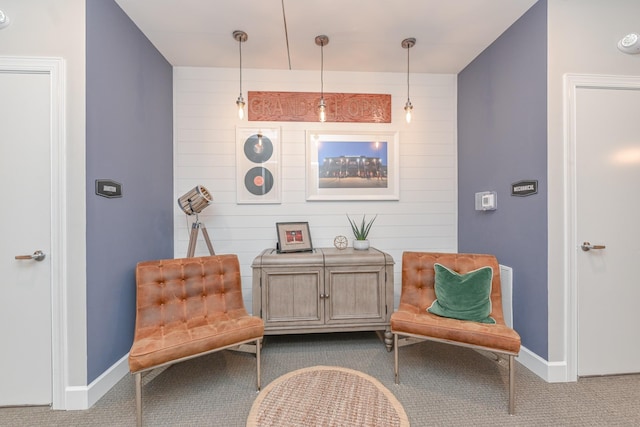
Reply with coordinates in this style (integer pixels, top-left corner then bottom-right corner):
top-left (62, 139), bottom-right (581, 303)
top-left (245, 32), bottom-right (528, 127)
top-left (248, 91), bottom-right (391, 123)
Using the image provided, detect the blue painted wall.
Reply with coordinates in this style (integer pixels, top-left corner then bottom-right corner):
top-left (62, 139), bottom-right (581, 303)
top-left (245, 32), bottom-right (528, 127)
top-left (86, 0), bottom-right (174, 381)
top-left (457, 1), bottom-right (548, 358)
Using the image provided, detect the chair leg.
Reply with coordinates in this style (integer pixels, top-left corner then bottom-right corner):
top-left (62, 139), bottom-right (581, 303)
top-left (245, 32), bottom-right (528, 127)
top-left (135, 372), bottom-right (142, 427)
top-left (256, 338), bottom-right (262, 392)
top-left (394, 333), bottom-right (399, 384)
top-left (508, 354), bottom-right (515, 415)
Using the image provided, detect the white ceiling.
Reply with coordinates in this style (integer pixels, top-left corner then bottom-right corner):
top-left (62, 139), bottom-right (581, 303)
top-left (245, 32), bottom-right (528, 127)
top-left (115, 0), bottom-right (538, 74)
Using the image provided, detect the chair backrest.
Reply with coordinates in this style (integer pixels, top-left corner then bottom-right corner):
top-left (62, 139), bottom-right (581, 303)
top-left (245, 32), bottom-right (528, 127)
top-left (133, 254), bottom-right (248, 340)
top-left (400, 252), bottom-right (506, 325)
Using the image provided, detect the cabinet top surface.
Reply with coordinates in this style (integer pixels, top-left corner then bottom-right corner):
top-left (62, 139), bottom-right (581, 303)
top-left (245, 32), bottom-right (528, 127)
top-left (252, 247), bottom-right (394, 267)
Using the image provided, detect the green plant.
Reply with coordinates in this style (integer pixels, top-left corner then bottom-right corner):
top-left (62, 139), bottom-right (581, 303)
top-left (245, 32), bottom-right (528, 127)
top-left (347, 214), bottom-right (377, 240)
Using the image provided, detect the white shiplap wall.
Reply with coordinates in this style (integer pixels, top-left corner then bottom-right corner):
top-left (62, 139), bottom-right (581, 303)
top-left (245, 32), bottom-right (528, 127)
top-left (174, 67), bottom-right (458, 310)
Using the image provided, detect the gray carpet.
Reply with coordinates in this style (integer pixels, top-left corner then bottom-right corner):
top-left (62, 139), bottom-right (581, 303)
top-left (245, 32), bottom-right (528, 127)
top-left (2, 332), bottom-right (639, 426)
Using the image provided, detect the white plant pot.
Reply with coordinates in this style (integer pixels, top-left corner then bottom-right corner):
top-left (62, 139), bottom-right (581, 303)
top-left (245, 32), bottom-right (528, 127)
top-left (353, 239), bottom-right (370, 250)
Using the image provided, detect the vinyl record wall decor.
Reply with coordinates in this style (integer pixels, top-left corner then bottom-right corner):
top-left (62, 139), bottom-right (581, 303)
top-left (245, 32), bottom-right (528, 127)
top-left (236, 127), bottom-right (281, 204)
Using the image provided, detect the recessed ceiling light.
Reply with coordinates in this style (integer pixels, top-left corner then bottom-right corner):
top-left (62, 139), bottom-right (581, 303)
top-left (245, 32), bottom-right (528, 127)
top-left (0, 10), bottom-right (11, 29)
top-left (618, 33), bottom-right (640, 54)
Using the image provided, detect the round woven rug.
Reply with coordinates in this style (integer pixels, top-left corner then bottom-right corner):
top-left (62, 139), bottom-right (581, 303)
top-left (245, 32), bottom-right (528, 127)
top-left (246, 365), bottom-right (409, 427)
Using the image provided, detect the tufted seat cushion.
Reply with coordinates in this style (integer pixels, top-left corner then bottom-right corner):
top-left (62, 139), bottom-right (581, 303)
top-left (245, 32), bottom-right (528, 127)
top-left (129, 254), bottom-right (264, 373)
top-left (391, 252), bottom-right (521, 414)
top-left (390, 252), bottom-right (520, 354)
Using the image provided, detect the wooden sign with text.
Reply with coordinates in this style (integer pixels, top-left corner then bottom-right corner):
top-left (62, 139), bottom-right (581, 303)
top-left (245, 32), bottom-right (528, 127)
top-left (248, 91), bottom-right (391, 123)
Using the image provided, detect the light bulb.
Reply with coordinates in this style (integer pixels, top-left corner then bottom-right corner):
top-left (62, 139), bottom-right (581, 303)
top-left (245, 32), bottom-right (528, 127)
top-left (319, 98), bottom-right (327, 123)
top-left (236, 96), bottom-right (245, 120)
top-left (404, 101), bottom-right (413, 123)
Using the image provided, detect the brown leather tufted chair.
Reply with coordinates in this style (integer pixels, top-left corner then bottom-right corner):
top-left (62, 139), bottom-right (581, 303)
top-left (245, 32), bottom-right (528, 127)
top-left (129, 254), bottom-right (264, 426)
top-left (391, 252), bottom-right (521, 414)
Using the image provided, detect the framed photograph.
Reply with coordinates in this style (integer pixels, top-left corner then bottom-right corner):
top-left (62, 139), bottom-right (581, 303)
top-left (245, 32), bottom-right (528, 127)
top-left (276, 222), bottom-right (313, 253)
top-left (305, 130), bottom-right (399, 201)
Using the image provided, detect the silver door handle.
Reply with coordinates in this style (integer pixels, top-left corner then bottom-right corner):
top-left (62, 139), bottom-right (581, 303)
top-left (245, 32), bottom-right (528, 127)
top-left (15, 250), bottom-right (46, 261)
top-left (581, 242), bottom-right (606, 252)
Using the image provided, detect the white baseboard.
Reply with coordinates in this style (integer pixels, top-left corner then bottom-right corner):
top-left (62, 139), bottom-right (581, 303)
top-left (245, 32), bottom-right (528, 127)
top-left (61, 345), bottom-right (572, 410)
top-left (517, 345), bottom-right (571, 383)
top-left (64, 353), bottom-right (130, 410)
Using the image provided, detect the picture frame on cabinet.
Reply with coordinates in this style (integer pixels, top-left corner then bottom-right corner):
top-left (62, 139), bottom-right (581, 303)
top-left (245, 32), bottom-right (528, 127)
top-left (276, 222), bottom-right (313, 253)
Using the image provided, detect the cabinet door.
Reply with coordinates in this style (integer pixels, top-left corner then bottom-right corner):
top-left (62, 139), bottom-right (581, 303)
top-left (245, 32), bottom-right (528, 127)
top-left (325, 265), bottom-right (386, 325)
top-left (262, 267), bottom-right (324, 327)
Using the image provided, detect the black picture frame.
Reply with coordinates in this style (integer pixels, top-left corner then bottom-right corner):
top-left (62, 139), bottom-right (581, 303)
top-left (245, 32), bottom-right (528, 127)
top-left (276, 222), bottom-right (313, 253)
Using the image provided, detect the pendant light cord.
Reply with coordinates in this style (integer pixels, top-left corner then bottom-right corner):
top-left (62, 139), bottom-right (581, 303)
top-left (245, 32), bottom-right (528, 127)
top-left (320, 41), bottom-right (324, 99)
top-left (238, 38), bottom-right (243, 97)
top-left (406, 44), bottom-right (410, 102)
top-left (281, 0), bottom-right (292, 70)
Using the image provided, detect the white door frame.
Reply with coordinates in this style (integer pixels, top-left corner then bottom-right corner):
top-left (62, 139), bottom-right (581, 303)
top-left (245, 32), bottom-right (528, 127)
top-left (0, 57), bottom-right (67, 408)
top-left (563, 73), bottom-right (640, 381)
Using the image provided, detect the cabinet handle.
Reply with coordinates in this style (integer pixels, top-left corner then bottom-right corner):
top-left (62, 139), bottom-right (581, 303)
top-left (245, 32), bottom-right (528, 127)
top-left (320, 293), bottom-right (330, 299)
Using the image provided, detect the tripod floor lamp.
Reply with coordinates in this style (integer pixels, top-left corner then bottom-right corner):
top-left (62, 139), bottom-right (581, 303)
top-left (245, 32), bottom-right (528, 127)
top-left (177, 185), bottom-right (215, 257)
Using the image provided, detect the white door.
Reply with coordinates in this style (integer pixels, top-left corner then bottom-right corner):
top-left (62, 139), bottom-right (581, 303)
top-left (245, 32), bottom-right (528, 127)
top-left (0, 71), bottom-right (52, 405)
top-left (576, 85), bottom-right (640, 376)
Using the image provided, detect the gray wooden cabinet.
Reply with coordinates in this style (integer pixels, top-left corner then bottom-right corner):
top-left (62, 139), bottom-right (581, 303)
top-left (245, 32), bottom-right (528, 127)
top-left (252, 247), bottom-right (394, 350)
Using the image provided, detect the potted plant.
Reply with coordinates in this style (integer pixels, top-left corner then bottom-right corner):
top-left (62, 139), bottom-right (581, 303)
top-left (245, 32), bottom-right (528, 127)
top-left (347, 214), bottom-right (377, 250)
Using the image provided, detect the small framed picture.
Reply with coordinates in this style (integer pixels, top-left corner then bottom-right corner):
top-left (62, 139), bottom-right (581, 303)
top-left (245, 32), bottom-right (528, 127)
top-left (276, 222), bottom-right (313, 253)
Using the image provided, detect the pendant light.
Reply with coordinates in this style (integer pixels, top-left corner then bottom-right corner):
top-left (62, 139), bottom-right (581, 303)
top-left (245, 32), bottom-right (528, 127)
top-left (315, 35), bottom-right (329, 122)
top-left (401, 37), bottom-right (416, 123)
top-left (233, 30), bottom-right (248, 120)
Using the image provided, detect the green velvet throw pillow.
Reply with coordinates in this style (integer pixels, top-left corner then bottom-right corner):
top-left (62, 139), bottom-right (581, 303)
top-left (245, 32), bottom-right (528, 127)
top-left (427, 263), bottom-right (496, 324)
